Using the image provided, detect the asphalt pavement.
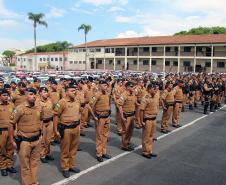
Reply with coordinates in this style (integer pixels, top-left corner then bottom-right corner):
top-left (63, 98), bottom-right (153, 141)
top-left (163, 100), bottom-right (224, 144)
top-left (1, 103), bottom-right (226, 185)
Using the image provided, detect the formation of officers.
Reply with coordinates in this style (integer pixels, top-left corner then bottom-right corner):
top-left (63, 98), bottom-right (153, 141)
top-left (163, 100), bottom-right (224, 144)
top-left (0, 73), bottom-right (225, 185)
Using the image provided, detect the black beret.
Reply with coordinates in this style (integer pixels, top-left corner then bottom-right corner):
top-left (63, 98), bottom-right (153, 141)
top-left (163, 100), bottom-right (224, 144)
top-left (78, 80), bottom-right (84, 84)
top-left (60, 78), bottom-right (66, 81)
top-left (51, 80), bottom-right (58, 85)
top-left (33, 78), bottom-right (41, 83)
top-left (26, 88), bottom-right (37, 94)
top-left (0, 88), bottom-right (9, 95)
top-left (18, 82), bottom-right (27, 88)
top-left (99, 80), bottom-right (108, 85)
top-left (4, 84), bottom-right (11, 89)
top-left (10, 81), bottom-right (17, 85)
top-left (39, 87), bottom-right (48, 92)
top-left (0, 78), bottom-right (4, 82)
top-left (147, 83), bottom-right (154, 89)
top-left (125, 81), bottom-right (134, 88)
top-left (66, 82), bottom-right (77, 90)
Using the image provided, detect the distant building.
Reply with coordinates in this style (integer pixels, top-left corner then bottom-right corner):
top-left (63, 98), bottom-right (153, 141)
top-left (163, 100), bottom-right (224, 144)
top-left (68, 34), bottom-right (226, 73)
top-left (16, 52), bottom-right (68, 71)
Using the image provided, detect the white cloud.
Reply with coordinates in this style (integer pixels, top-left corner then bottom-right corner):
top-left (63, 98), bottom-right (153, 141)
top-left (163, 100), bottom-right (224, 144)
top-left (46, 7), bottom-right (66, 18)
top-left (115, 15), bottom-right (133, 23)
top-left (0, 19), bottom-right (19, 28)
top-left (117, 30), bottom-right (142, 38)
top-left (0, 0), bottom-right (19, 18)
top-left (0, 38), bottom-right (51, 53)
top-left (108, 6), bottom-right (125, 12)
top-left (81, 0), bottom-right (112, 6)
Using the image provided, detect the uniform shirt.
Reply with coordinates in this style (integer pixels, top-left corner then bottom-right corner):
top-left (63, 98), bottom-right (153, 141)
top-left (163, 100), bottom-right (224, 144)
top-left (53, 97), bottom-right (81, 125)
top-left (36, 97), bottom-right (53, 120)
top-left (91, 91), bottom-right (111, 115)
top-left (0, 101), bottom-right (14, 128)
top-left (10, 102), bottom-right (42, 138)
top-left (173, 86), bottom-right (183, 101)
top-left (135, 86), bottom-right (147, 103)
top-left (140, 94), bottom-right (158, 118)
top-left (161, 89), bottom-right (175, 104)
top-left (113, 85), bottom-right (124, 100)
top-left (11, 91), bottom-right (26, 107)
top-left (49, 89), bottom-right (61, 107)
top-left (117, 91), bottom-right (137, 113)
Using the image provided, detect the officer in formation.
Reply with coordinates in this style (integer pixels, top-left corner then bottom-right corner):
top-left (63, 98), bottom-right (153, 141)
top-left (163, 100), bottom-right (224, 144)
top-left (0, 73), bottom-right (225, 184)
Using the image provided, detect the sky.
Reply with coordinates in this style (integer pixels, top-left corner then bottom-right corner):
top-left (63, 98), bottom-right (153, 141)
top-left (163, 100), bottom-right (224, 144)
top-left (0, 0), bottom-right (226, 52)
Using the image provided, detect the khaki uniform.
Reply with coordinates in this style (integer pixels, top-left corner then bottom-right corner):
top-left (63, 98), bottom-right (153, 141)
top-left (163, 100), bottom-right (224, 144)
top-left (135, 86), bottom-right (147, 128)
top-left (54, 97), bottom-right (81, 171)
top-left (91, 91), bottom-right (111, 157)
top-left (118, 91), bottom-right (136, 149)
top-left (161, 90), bottom-right (175, 131)
top-left (113, 85), bottom-right (124, 134)
top-left (49, 89), bottom-right (61, 107)
top-left (11, 91), bottom-right (26, 107)
top-left (172, 86), bottom-right (183, 126)
top-left (0, 102), bottom-right (14, 170)
top-left (10, 102), bottom-right (42, 185)
top-left (37, 97), bottom-right (54, 159)
top-left (140, 94), bottom-right (158, 155)
top-left (77, 89), bottom-right (86, 134)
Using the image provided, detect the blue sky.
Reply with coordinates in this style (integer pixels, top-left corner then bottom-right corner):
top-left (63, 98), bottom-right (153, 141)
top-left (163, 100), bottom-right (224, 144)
top-left (0, 0), bottom-right (226, 52)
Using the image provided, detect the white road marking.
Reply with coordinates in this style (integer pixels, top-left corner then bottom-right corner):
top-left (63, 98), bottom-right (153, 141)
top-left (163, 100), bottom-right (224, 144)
top-left (52, 105), bottom-right (226, 185)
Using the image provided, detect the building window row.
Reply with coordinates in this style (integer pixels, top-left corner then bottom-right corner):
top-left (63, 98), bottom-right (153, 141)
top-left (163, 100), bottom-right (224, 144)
top-left (39, 57), bottom-right (66, 62)
top-left (69, 61), bottom-right (86, 64)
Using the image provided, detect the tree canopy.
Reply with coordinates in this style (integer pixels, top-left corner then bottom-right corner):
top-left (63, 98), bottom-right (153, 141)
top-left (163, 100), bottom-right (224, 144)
top-left (174, 26), bottom-right (226, 35)
top-left (26, 41), bottom-right (73, 53)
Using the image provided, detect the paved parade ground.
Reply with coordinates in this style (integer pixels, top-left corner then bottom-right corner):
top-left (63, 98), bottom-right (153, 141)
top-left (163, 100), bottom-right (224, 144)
top-left (1, 103), bottom-right (226, 185)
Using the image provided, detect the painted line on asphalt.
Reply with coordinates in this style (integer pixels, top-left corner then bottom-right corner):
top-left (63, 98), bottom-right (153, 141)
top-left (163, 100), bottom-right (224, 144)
top-left (52, 105), bottom-right (226, 185)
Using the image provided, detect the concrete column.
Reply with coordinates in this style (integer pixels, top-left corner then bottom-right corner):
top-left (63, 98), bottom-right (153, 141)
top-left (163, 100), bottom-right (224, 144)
top-left (137, 47), bottom-right (139, 71)
top-left (178, 46), bottom-right (180, 73)
top-left (163, 46), bottom-right (166, 73)
top-left (210, 45), bottom-right (214, 73)
top-left (124, 47), bottom-right (128, 70)
top-left (113, 57), bottom-right (116, 71)
top-left (194, 46), bottom-right (197, 73)
top-left (149, 46), bottom-right (152, 72)
top-left (104, 58), bottom-right (106, 70)
top-left (94, 58), bottom-right (97, 69)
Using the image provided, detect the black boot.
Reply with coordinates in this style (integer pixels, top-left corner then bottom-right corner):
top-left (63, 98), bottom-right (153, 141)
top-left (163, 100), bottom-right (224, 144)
top-left (189, 104), bottom-right (193, 110)
top-left (210, 102), bottom-right (214, 112)
top-left (181, 106), bottom-right (185, 112)
top-left (204, 102), bottom-right (209, 114)
top-left (194, 103), bottom-right (197, 108)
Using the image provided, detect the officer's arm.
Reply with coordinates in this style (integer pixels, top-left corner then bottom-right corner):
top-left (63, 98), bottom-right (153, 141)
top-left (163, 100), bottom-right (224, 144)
top-left (86, 104), bottom-right (98, 121)
top-left (53, 101), bottom-right (64, 135)
top-left (140, 98), bottom-right (146, 124)
top-left (9, 108), bottom-right (21, 147)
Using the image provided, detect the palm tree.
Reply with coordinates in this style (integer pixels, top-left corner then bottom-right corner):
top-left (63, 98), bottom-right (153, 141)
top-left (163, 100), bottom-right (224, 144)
top-left (28, 12), bottom-right (47, 71)
top-left (78, 24), bottom-right (92, 70)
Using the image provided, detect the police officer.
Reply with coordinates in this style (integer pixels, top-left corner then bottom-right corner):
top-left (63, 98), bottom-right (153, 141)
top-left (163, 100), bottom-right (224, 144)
top-left (118, 82), bottom-right (137, 151)
top-left (91, 80), bottom-right (111, 162)
top-left (11, 82), bottom-right (27, 107)
top-left (140, 84), bottom-right (158, 159)
top-left (0, 78), bottom-right (4, 88)
top-left (0, 88), bottom-right (16, 176)
top-left (37, 87), bottom-right (54, 163)
top-left (9, 88), bottom-right (42, 185)
top-left (203, 78), bottom-right (213, 114)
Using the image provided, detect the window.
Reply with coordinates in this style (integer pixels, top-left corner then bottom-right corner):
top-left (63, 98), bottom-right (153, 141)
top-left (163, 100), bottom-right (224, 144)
top-left (173, 61), bottom-right (178, 66)
top-left (74, 49), bottom-right (78, 53)
top-left (111, 48), bottom-right (115, 53)
top-left (165, 61), bottom-right (170, 66)
top-left (83, 49), bottom-right (86, 52)
top-left (97, 60), bottom-right (102, 64)
top-left (70, 61), bottom-right (73, 64)
top-left (151, 60), bottom-right (156, 65)
top-left (184, 47), bottom-right (191, 52)
top-left (152, 47), bottom-right (157, 52)
top-left (24, 58), bottom-right (26, 61)
top-left (143, 60), bottom-right (149, 65)
top-left (79, 49), bottom-right (83, 52)
top-left (133, 60), bottom-right (137, 65)
top-left (96, 48), bottom-right (101, 52)
top-left (166, 47), bottom-right (171, 52)
top-left (47, 58), bottom-right (49, 61)
top-left (143, 47), bottom-right (149, 52)
top-left (59, 58), bottom-right (62, 61)
top-left (90, 48), bottom-right (95, 52)
top-left (79, 61), bottom-right (82, 64)
top-left (64, 57), bottom-right (67, 61)
top-left (183, 61), bottom-right (191, 67)
top-left (217, 62), bottom-right (225, 68)
top-left (17, 58), bottom-right (20, 61)
top-left (205, 62), bottom-right (211, 67)
top-left (40, 58), bottom-right (42, 62)
top-left (51, 58), bottom-right (54, 61)
top-left (23, 65), bottom-right (26, 68)
top-left (55, 58), bottom-right (58, 61)
top-left (105, 48), bottom-right (111, 53)
top-left (117, 60), bottom-right (121, 65)
top-left (75, 61), bottom-right (78, 64)
top-left (43, 58), bottom-right (46, 61)
top-left (109, 60), bottom-right (113, 65)
top-left (83, 61), bottom-right (86, 64)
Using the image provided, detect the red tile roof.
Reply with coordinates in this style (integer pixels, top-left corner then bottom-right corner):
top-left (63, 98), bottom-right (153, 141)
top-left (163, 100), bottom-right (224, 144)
top-left (72, 34), bottom-right (226, 48)
top-left (20, 51), bottom-right (68, 56)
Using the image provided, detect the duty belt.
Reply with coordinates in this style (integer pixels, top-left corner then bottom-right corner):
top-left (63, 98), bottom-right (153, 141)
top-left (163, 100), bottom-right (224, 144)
top-left (166, 102), bottom-right (174, 106)
top-left (144, 117), bottom-right (156, 122)
top-left (60, 120), bottom-right (80, 129)
top-left (96, 110), bottom-right (111, 119)
top-left (18, 131), bottom-right (41, 143)
top-left (175, 100), bottom-right (182, 103)
top-left (0, 127), bottom-right (8, 131)
top-left (123, 111), bottom-right (135, 118)
top-left (43, 117), bottom-right (53, 123)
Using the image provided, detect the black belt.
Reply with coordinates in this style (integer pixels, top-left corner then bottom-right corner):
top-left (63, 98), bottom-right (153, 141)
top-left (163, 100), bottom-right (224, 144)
top-left (144, 117), bottom-right (156, 122)
top-left (43, 117), bottom-right (53, 123)
top-left (19, 132), bottom-right (41, 142)
top-left (123, 111), bottom-right (135, 118)
top-left (166, 103), bottom-right (174, 106)
top-left (175, 101), bottom-right (182, 103)
top-left (60, 121), bottom-right (80, 129)
top-left (0, 127), bottom-right (8, 131)
top-left (96, 110), bottom-right (111, 119)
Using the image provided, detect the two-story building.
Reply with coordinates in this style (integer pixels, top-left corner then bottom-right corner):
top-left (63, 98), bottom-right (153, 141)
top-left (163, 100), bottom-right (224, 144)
top-left (16, 52), bottom-right (68, 71)
top-left (68, 34), bottom-right (226, 73)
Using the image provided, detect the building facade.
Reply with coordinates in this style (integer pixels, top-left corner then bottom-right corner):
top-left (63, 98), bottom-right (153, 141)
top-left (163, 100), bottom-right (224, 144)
top-left (16, 52), bottom-right (68, 71)
top-left (68, 34), bottom-right (226, 73)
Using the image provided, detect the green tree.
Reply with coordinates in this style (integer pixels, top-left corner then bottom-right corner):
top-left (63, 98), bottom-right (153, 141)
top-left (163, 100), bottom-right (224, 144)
top-left (2, 50), bottom-right (16, 66)
top-left (174, 26), bottom-right (226, 35)
top-left (78, 24), bottom-right (92, 70)
top-left (28, 12), bottom-right (48, 70)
